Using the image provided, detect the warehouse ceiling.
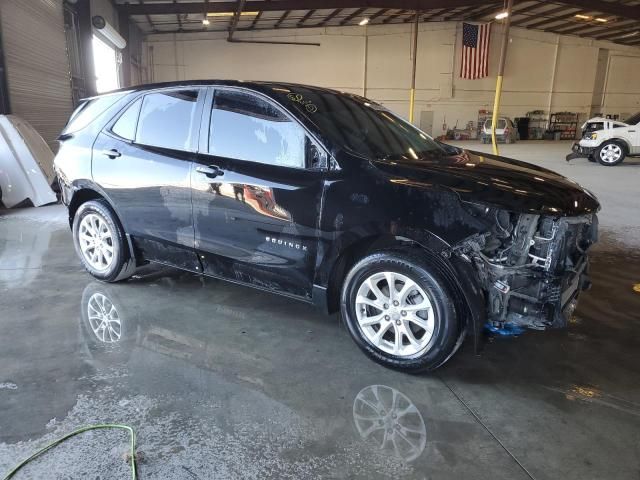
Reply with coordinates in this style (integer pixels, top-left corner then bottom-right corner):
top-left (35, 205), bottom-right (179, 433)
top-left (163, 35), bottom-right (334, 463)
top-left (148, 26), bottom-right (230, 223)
top-left (117, 0), bottom-right (640, 47)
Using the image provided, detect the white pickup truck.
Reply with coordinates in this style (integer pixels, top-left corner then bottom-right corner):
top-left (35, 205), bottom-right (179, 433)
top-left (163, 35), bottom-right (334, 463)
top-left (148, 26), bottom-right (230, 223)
top-left (567, 112), bottom-right (640, 166)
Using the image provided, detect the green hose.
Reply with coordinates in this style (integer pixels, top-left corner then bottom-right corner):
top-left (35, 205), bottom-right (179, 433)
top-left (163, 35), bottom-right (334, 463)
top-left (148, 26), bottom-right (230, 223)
top-left (2, 424), bottom-right (137, 480)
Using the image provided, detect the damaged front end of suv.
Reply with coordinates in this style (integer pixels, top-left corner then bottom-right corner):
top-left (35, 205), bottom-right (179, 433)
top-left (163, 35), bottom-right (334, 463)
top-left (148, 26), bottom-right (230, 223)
top-left (453, 206), bottom-right (598, 332)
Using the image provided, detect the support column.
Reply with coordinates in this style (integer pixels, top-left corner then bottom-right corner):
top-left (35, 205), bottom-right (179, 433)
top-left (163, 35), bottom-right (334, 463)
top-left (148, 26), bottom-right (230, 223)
top-left (362, 23), bottom-right (368, 97)
top-left (491, 0), bottom-right (513, 156)
top-left (77, 0), bottom-right (97, 96)
top-left (409, 11), bottom-right (419, 124)
top-left (118, 9), bottom-right (131, 88)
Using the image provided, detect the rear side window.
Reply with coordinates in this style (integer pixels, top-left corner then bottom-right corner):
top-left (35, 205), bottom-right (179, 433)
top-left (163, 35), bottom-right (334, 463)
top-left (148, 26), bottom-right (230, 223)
top-left (111, 98), bottom-right (142, 141)
top-left (209, 90), bottom-right (306, 168)
top-left (136, 90), bottom-right (199, 150)
top-left (63, 93), bottom-right (124, 134)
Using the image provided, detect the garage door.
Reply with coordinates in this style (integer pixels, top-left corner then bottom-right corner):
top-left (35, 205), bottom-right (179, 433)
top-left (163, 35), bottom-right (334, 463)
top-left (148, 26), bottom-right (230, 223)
top-left (0, 0), bottom-right (73, 152)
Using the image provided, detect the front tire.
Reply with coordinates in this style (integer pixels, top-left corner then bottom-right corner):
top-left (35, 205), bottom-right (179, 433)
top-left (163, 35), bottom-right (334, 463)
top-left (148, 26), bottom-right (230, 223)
top-left (341, 250), bottom-right (461, 372)
top-left (596, 141), bottom-right (626, 166)
top-left (72, 200), bottom-right (136, 282)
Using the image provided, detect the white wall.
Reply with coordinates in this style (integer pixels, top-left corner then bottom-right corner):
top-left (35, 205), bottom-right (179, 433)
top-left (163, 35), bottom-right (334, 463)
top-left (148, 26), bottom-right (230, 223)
top-left (144, 22), bottom-right (640, 137)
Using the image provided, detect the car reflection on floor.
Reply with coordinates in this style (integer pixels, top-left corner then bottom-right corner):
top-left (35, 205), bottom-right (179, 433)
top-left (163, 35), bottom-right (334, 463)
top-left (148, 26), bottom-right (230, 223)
top-left (79, 280), bottom-right (428, 465)
top-left (353, 385), bottom-right (427, 462)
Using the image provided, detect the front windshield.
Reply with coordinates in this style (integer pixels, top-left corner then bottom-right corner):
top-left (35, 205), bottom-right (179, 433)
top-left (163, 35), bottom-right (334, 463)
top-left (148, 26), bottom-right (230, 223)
top-left (624, 112), bottom-right (640, 125)
top-left (270, 86), bottom-right (449, 160)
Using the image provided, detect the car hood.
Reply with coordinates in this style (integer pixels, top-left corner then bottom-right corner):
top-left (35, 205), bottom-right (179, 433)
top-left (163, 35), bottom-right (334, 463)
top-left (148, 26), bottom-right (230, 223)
top-left (371, 149), bottom-right (600, 216)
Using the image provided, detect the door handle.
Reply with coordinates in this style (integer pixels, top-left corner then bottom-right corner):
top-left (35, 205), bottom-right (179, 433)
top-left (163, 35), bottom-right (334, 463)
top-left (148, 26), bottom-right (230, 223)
top-left (196, 165), bottom-right (224, 178)
top-left (101, 149), bottom-right (121, 158)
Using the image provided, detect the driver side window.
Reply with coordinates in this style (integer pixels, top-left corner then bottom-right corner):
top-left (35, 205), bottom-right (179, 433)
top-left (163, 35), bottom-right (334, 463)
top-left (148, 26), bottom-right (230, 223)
top-left (209, 89), bottom-right (310, 168)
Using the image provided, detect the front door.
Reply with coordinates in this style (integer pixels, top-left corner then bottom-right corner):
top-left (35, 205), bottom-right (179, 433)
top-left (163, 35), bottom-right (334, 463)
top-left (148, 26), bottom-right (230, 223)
top-left (92, 87), bottom-right (205, 270)
top-left (192, 87), bottom-right (326, 299)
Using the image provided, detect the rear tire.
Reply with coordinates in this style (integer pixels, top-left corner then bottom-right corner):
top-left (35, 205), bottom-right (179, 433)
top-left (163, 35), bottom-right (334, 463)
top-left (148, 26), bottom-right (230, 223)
top-left (596, 141), bottom-right (626, 166)
top-left (72, 199), bottom-right (136, 282)
top-left (340, 249), bottom-right (461, 372)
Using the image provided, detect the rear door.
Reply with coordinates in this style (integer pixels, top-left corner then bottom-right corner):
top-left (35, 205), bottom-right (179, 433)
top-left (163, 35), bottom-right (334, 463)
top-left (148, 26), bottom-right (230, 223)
top-left (192, 87), bottom-right (327, 299)
top-left (92, 87), bottom-right (205, 271)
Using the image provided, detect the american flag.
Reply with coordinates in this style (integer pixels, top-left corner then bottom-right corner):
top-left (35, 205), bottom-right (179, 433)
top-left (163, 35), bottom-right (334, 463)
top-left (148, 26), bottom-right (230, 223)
top-left (461, 22), bottom-right (491, 79)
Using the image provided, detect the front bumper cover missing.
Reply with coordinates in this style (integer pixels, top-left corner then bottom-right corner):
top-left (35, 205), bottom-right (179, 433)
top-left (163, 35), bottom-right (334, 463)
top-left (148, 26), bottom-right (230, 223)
top-left (566, 142), bottom-right (595, 161)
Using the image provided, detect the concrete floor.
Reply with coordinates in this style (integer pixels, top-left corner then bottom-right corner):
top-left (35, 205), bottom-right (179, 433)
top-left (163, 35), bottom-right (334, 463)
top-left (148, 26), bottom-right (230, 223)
top-left (1, 141), bottom-right (639, 479)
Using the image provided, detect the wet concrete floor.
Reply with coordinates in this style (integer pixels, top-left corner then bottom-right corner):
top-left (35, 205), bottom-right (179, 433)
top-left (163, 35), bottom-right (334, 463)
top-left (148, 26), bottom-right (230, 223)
top-left (1, 205), bottom-right (639, 479)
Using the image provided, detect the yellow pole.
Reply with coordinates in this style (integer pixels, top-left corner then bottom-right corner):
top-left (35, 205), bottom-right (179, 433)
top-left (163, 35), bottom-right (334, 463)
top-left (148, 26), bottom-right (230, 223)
top-left (409, 11), bottom-right (419, 124)
top-left (491, 75), bottom-right (503, 155)
top-left (409, 88), bottom-right (416, 123)
top-left (490, 0), bottom-right (513, 156)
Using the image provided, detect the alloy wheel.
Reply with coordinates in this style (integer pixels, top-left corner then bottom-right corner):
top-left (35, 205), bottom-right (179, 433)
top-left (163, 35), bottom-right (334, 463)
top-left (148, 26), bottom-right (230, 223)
top-left (355, 271), bottom-right (435, 357)
top-left (78, 213), bottom-right (114, 271)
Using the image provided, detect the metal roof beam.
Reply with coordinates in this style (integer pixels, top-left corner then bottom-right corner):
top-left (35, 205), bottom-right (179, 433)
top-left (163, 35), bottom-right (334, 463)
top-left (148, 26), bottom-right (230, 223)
top-left (593, 24), bottom-right (640, 40)
top-left (465, 3), bottom-right (504, 22)
top-left (340, 7), bottom-right (366, 25)
top-left (274, 10), bottom-right (290, 28)
top-left (228, 0), bottom-right (246, 39)
top-left (555, 0), bottom-right (640, 22)
top-left (297, 9), bottom-right (316, 26)
top-left (316, 9), bottom-right (342, 27)
top-left (441, 5), bottom-right (477, 21)
top-left (383, 10), bottom-right (408, 23)
top-left (509, 2), bottom-right (547, 17)
top-left (420, 8), bottom-right (446, 21)
top-left (546, 23), bottom-right (606, 35)
top-left (516, 8), bottom-right (583, 29)
top-left (249, 10), bottom-right (263, 29)
top-left (123, 1), bottom-right (489, 16)
top-left (368, 8), bottom-right (390, 22)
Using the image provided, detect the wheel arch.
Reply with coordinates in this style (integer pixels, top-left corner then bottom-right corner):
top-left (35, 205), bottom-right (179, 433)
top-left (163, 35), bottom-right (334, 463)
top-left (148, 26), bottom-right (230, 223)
top-left (68, 182), bottom-right (122, 228)
top-left (67, 183), bottom-right (139, 266)
top-left (602, 137), bottom-right (631, 153)
top-left (322, 230), bottom-right (485, 354)
top-left (68, 188), bottom-right (104, 227)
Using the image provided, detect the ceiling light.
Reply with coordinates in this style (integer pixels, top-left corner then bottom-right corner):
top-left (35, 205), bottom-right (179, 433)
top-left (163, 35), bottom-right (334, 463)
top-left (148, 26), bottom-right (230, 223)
top-left (619, 31), bottom-right (639, 38)
top-left (595, 17), bottom-right (608, 23)
top-left (207, 11), bottom-right (259, 17)
top-left (359, 17), bottom-right (370, 25)
top-left (495, 12), bottom-right (509, 20)
top-left (574, 14), bottom-right (592, 20)
top-left (202, 18), bottom-right (210, 25)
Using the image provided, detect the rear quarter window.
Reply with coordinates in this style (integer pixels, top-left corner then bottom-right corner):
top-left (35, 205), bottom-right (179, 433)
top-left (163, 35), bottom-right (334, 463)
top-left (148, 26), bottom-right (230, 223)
top-left (63, 93), bottom-right (125, 134)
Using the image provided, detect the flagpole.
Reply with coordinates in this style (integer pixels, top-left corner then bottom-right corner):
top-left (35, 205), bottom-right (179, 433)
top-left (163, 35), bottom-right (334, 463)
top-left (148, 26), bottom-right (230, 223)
top-left (409, 10), bottom-right (419, 124)
top-left (491, 0), bottom-right (514, 156)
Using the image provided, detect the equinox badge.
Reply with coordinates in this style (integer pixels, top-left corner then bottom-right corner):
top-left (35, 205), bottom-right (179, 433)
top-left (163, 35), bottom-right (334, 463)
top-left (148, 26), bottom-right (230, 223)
top-left (265, 236), bottom-right (308, 251)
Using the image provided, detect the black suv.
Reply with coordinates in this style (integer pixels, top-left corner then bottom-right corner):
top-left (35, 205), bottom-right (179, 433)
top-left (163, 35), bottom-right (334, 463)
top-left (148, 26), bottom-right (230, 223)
top-left (55, 81), bottom-right (599, 371)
